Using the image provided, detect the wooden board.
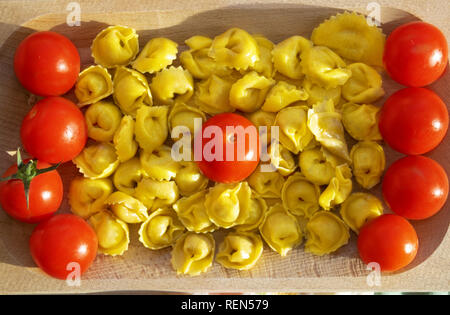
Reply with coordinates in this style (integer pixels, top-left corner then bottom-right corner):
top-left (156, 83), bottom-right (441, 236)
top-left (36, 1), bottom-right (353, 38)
top-left (0, 0), bottom-right (449, 293)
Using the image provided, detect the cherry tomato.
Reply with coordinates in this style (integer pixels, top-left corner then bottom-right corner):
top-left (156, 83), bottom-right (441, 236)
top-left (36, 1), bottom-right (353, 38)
top-left (378, 87), bottom-right (448, 155)
top-left (0, 154), bottom-right (63, 223)
top-left (14, 31), bottom-right (80, 96)
top-left (195, 113), bottom-right (260, 183)
top-left (358, 214), bottom-right (419, 272)
top-left (29, 214), bottom-right (98, 280)
top-left (382, 156), bottom-right (448, 220)
top-left (21, 96), bottom-right (87, 164)
top-left (383, 21), bottom-right (448, 87)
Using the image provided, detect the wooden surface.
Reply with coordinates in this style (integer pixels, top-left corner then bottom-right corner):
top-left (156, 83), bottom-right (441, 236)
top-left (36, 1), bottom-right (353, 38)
top-left (0, 0), bottom-right (449, 293)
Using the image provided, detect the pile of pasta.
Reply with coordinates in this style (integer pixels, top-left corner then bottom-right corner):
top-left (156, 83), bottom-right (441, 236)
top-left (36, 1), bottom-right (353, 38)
top-left (69, 12), bottom-right (387, 276)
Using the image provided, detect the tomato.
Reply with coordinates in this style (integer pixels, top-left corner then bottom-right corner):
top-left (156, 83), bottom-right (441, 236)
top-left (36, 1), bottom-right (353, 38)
top-left (21, 96), bottom-right (87, 164)
top-left (14, 31), bottom-right (80, 96)
top-left (383, 21), bottom-right (448, 87)
top-left (382, 156), bottom-right (448, 220)
top-left (195, 113), bottom-right (260, 183)
top-left (358, 214), bottom-right (419, 272)
top-left (29, 214), bottom-right (98, 280)
top-left (0, 154), bottom-right (63, 223)
top-left (378, 87), bottom-right (448, 155)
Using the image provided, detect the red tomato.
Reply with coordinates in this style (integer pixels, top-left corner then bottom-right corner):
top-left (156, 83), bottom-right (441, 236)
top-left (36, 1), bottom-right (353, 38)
top-left (29, 214), bottom-right (98, 280)
top-left (382, 156), bottom-right (448, 220)
top-left (378, 87), bottom-right (448, 155)
top-left (21, 97), bottom-right (87, 164)
top-left (195, 113), bottom-right (260, 183)
top-left (383, 21), bottom-right (448, 87)
top-left (358, 214), bottom-right (419, 272)
top-left (14, 31), bottom-right (80, 96)
top-left (0, 159), bottom-right (63, 223)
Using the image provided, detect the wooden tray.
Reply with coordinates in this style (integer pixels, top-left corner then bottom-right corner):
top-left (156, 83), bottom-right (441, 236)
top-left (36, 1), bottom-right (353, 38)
top-left (0, 0), bottom-right (449, 293)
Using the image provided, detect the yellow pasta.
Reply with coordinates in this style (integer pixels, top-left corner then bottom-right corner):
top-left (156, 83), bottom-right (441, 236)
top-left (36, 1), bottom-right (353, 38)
top-left (171, 232), bottom-right (215, 276)
top-left (105, 191), bottom-right (148, 224)
top-left (134, 178), bottom-right (179, 211)
top-left (208, 28), bottom-right (260, 71)
top-left (259, 203), bottom-right (303, 256)
top-left (85, 101), bottom-right (122, 142)
top-left (262, 81), bottom-right (308, 112)
top-left (75, 65), bottom-right (113, 106)
top-left (113, 66), bottom-right (152, 116)
top-left (299, 148), bottom-right (335, 186)
top-left (304, 211), bottom-right (350, 256)
top-left (175, 161), bottom-right (209, 196)
top-left (245, 110), bottom-right (276, 146)
top-left (229, 71), bottom-right (275, 113)
top-left (150, 66), bottom-right (194, 105)
top-left (173, 190), bottom-right (217, 233)
top-left (319, 164), bottom-right (353, 210)
top-left (113, 115), bottom-right (139, 162)
top-left (112, 157), bottom-right (144, 195)
top-left (91, 25), bottom-right (139, 67)
top-left (267, 142), bottom-right (297, 176)
top-left (350, 141), bottom-right (385, 189)
top-left (68, 177), bottom-right (113, 219)
top-left (73, 142), bottom-right (119, 179)
top-left (88, 210), bottom-right (130, 256)
top-left (216, 231), bottom-right (263, 270)
top-left (340, 192), bottom-right (383, 234)
top-left (235, 192), bottom-right (267, 232)
top-left (281, 172), bottom-right (320, 218)
top-left (303, 78), bottom-right (341, 107)
top-left (311, 12), bottom-right (386, 67)
top-left (168, 102), bottom-right (206, 141)
top-left (131, 37), bottom-right (178, 74)
top-left (342, 63), bottom-right (384, 103)
top-left (247, 167), bottom-right (285, 198)
top-left (194, 74), bottom-right (235, 115)
top-left (135, 105), bottom-right (169, 152)
top-left (138, 208), bottom-right (185, 250)
top-left (341, 103), bottom-right (382, 141)
top-left (301, 46), bottom-right (352, 89)
top-left (140, 145), bottom-right (180, 181)
top-left (272, 35), bottom-right (312, 79)
top-left (248, 34), bottom-right (275, 78)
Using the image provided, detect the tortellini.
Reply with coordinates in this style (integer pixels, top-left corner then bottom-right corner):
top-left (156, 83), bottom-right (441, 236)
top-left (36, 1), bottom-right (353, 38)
top-left (113, 66), bottom-right (152, 116)
top-left (113, 115), bottom-right (139, 162)
top-left (68, 177), bottom-right (113, 219)
top-left (85, 101), bottom-right (122, 142)
top-left (138, 208), bottom-right (185, 250)
top-left (281, 172), bottom-right (320, 218)
top-left (105, 191), bottom-right (148, 224)
top-left (173, 190), bottom-right (217, 233)
top-left (168, 102), bottom-right (206, 140)
top-left (304, 211), bottom-right (350, 256)
top-left (267, 142), bottom-right (297, 176)
top-left (272, 35), bottom-right (312, 79)
top-left (135, 105), bottom-right (169, 152)
top-left (350, 141), bottom-right (385, 189)
top-left (150, 66), bottom-right (194, 105)
top-left (247, 167), bottom-right (285, 198)
top-left (140, 145), bottom-right (179, 181)
top-left (275, 105), bottom-right (314, 154)
top-left (311, 12), bottom-right (386, 67)
top-left (248, 35), bottom-right (275, 78)
top-left (171, 232), bottom-right (215, 276)
top-left (216, 231), bottom-right (263, 270)
top-left (259, 203), bottom-right (303, 256)
top-left (235, 193), bottom-right (267, 232)
top-left (204, 182), bottom-right (252, 229)
top-left (245, 110), bottom-right (276, 146)
top-left (174, 161), bottom-right (209, 196)
top-left (300, 45), bottom-right (352, 89)
top-left (113, 157), bottom-right (144, 195)
top-left (208, 28), bottom-right (260, 71)
top-left (262, 81), bottom-right (308, 112)
top-left (319, 164), bottom-right (353, 210)
top-left (341, 103), bottom-right (382, 141)
top-left (91, 25), bottom-right (139, 68)
top-left (340, 192), bottom-right (383, 234)
top-left (134, 178), bottom-right (179, 211)
top-left (342, 63), bottom-right (384, 103)
top-left (75, 65), bottom-right (113, 106)
top-left (194, 74), bottom-right (235, 115)
top-left (88, 210), bottom-right (130, 256)
top-left (131, 37), bottom-right (178, 74)
top-left (229, 71), bottom-right (275, 113)
top-left (299, 148), bottom-right (336, 186)
top-left (180, 35), bottom-right (232, 79)
top-left (73, 142), bottom-right (119, 179)
top-left (303, 79), bottom-right (341, 107)
top-left (308, 100), bottom-right (350, 162)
